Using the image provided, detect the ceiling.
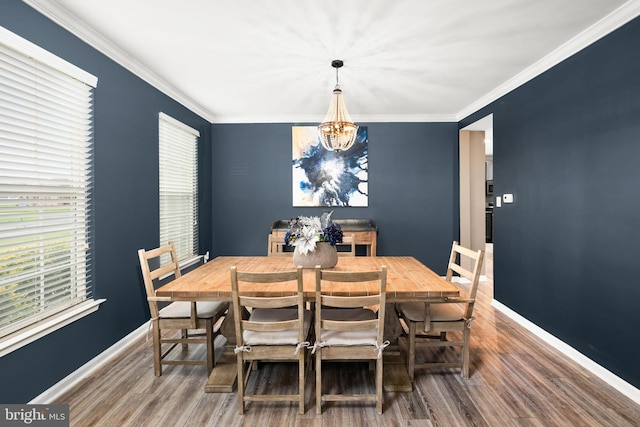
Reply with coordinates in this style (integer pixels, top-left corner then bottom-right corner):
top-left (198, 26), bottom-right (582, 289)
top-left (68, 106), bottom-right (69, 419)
top-left (25, 1), bottom-right (638, 124)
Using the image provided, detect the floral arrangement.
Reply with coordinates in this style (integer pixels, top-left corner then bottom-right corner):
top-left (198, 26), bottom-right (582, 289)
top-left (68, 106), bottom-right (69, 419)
top-left (284, 212), bottom-right (343, 255)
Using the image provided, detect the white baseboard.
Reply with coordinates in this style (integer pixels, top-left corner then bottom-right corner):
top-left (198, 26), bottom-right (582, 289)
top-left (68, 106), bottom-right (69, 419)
top-left (492, 299), bottom-right (640, 405)
top-left (30, 322), bottom-right (149, 404)
top-left (30, 323), bottom-right (229, 404)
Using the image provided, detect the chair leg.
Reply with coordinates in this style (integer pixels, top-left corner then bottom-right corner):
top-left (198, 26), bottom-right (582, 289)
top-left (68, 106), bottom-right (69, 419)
top-left (376, 357), bottom-right (383, 414)
top-left (298, 352), bottom-right (305, 414)
top-left (181, 329), bottom-right (188, 350)
top-left (152, 319), bottom-right (162, 376)
top-left (461, 327), bottom-right (471, 379)
top-left (206, 319), bottom-right (214, 375)
top-left (236, 354), bottom-right (245, 415)
top-left (407, 321), bottom-right (416, 382)
top-left (315, 352), bottom-right (322, 415)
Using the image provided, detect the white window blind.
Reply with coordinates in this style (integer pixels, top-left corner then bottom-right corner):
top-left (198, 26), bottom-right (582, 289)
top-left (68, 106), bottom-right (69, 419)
top-left (159, 113), bottom-right (199, 263)
top-left (0, 27), bottom-right (97, 341)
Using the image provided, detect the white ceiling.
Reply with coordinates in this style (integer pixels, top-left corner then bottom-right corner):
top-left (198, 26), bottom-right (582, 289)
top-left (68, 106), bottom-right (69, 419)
top-left (25, 0), bottom-right (639, 124)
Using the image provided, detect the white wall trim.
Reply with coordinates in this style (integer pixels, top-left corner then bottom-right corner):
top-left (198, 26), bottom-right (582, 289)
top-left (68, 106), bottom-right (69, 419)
top-left (29, 323), bottom-right (228, 404)
top-left (492, 299), bottom-right (640, 406)
top-left (456, 1), bottom-right (640, 121)
top-left (29, 322), bottom-right (149, 404)
top-left (213, 113), bottom-right (459, 124)
top-left (0, 25), bottom-right (97, 87)
top-left (0, 299), bottom-right (106, 358)
top-left (25, 1), bottom-right (640, 125)
top-left (23, 0), bottom-right (214, 123)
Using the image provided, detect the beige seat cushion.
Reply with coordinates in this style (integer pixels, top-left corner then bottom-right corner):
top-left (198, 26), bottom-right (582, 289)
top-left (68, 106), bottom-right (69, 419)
top-left (397, 301), bottom-right (465, 322)
top-left (159, 301), bottom-right (228, 319)
top-left (243, 308), bottom-right (312, 345)
top-left (319, 308), bottom-right (378, 346)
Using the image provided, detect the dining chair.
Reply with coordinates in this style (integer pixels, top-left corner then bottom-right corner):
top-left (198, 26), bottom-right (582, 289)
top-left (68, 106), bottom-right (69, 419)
top-left (313, 266), bottom-right (388, 414)
top-left (336, 234), bottom-right (356, 256)
top-left (138, 242), bottom-right (228, 376)
top-left (396, 241), bottom-right (484, 380)
top-left (267, 233), bottom-right (292, 256)
top-left (230, 266), bottom-right (311, 414)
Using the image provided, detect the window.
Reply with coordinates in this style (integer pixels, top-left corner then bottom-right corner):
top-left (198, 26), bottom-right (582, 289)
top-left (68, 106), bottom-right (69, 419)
top-left (0, 27), bottom-right (100, 354)
top-left (159, 113), bottom-right (199, 263)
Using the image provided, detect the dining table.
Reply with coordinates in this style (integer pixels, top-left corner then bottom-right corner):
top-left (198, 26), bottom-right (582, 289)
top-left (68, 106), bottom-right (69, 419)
top-left (155, 255), bottom-right (460, 393)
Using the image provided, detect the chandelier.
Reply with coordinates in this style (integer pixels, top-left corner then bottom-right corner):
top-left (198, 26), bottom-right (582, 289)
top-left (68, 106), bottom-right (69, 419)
top-left (318, 60), bottom-right (358, 152)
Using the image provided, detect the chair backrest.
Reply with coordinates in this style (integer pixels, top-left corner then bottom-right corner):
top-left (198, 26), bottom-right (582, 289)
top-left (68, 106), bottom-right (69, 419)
top-left (445, 241), bottom-right (484, 318)
top-left (267, 233), bottom-right (292, 256)
top-left (336, 234), bottom-right (356, 257)
top-left (314, 266), bottom-right (387, 345)
top-left (138, 242), bottom-right (181, 319)
top-left (230, 266), bottom-right (305, 344)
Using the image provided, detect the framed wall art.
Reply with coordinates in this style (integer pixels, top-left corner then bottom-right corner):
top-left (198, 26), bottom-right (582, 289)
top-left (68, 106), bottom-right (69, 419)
top-left (292, 126), bottom-right (368, 207)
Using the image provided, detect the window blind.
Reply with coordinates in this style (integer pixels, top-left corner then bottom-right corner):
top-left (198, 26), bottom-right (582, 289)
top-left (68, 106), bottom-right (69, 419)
top-left (0, 29), bottom-right (96, 339)
top-left (159, 113), bottom-right (199, 263)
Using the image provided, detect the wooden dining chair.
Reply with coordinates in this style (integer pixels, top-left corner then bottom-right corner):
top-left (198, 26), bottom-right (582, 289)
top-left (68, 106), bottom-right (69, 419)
top-left (313, 266), bottom-right (388, 414)
top-left (230, 266), bottom-right (311, 414)
top-left (137, 242), bottom-right (228, 376)
top-left (267, 233), bottom-right (292, 256)
top-left (396, 241), bottom-right (484, 380)
top-left (336, 234), bottom-right (356, 257)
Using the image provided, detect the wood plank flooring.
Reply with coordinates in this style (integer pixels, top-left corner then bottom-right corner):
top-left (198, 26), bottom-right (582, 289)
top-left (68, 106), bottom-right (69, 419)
top-left (55, 245), bottom-right (640, 426)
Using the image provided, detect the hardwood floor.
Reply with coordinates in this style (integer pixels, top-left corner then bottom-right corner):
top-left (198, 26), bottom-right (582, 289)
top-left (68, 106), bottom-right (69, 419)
top-left (55, 246), bottom-right (640, 426)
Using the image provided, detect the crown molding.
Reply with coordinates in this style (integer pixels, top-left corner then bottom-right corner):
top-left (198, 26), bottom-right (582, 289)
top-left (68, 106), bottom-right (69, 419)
top-left (352, 114), bottom-right (458, 123)
top-left (212, 113), bottom-right (457, 124)
top-left (457, 0), bottom-right (640, 121)
top-left (23, 0), bottom-right (217, 123)
top-left (22, 0), bottom-right (453, 125)
top-left (24, 0), bottom-right (640, 126)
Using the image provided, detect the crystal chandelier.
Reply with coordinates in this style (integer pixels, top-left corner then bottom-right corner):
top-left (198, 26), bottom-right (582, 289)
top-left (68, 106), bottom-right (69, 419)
top-left (318, 60), bottom-right (358, 152)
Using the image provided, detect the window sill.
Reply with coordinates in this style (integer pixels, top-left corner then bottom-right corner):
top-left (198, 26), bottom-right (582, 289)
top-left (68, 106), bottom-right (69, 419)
top-left (158, 255), bottom-right (204, 281)
top-left (0, 299), bottom-right (106, 358)
top-left (180, 255), bottom-right (203, 270)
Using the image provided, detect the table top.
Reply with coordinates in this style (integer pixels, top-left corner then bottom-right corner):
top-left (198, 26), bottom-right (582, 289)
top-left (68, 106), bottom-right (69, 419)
top-left (155, 256), bottom-right (459, 302)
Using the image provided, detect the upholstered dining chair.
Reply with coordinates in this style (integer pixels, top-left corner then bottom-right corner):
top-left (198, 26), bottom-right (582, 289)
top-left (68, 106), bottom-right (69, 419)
top-left (313, 266), bottom-right (388, 414)
top-left (230, 266), bottom-right (311, 414)
top-left (396, 241), bottom-right (484, 380)
top-left (138, 242), bottom-right (228, 376)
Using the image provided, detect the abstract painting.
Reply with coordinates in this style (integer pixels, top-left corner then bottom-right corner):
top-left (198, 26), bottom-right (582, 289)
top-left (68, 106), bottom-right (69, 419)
top-left (292, 126), bottom-right (368, 207)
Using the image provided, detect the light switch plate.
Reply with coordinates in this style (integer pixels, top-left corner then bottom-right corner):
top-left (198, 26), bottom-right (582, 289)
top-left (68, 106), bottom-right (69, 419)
top-left (496, 196), bottom-right (502, 207)
top-left (503, 194), bottom-right (514, 203)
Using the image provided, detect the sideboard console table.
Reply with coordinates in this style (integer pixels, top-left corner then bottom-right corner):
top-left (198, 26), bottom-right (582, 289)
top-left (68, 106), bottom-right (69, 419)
top-left (271, 219), bottom-right (378, 255)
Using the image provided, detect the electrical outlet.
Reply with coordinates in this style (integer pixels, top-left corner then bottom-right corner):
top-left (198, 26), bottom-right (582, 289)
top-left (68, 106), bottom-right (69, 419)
top-left (503, 194), bottom-right (514, 203)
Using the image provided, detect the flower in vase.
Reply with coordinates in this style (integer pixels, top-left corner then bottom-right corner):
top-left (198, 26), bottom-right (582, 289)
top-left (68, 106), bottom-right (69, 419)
top-left (284, 213), bottom-right (343, 255)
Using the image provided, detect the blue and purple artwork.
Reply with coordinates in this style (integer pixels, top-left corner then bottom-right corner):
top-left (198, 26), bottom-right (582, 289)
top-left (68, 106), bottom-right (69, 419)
top-left (292, 126), bottom-right (368, 207)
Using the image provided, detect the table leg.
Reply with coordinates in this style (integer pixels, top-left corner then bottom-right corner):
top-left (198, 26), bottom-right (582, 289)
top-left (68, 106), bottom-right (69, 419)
top-left (204, 306), bottom-right (241, 393)
top-left (382, 303), bottom-right (412, 392)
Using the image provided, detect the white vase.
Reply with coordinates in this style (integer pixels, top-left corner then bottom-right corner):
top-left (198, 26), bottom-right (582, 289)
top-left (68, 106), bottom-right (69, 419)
top-left (293, 242), bottom-right (338, 268)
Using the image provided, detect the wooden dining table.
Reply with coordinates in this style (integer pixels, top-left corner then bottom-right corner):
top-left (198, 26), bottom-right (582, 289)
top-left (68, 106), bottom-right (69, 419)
top-left (155, 256), bottom-right (460, 393)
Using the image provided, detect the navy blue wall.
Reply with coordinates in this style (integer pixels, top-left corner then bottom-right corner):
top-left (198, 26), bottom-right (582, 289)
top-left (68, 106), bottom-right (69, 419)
top-left (4, 0), bottom-right (639, 404)
top-left (461, 17), bottom-right (640, 388)
top-left (0, 1), bottom-right (212, 402)
top-left (210, 122), bottom-right (459, 267)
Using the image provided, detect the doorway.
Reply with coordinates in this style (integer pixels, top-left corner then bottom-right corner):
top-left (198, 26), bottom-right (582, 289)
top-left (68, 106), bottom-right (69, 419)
top-left (459, 114), bottom-right (493, 275)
